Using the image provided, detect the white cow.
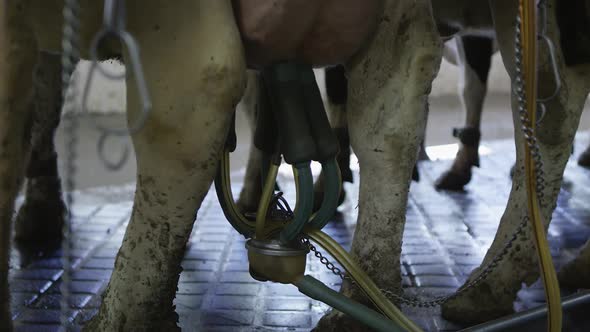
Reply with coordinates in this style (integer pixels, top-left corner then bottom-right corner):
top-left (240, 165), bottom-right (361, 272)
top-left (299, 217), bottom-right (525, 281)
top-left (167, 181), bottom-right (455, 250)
top-left (0, 1), bottom-right (440, 331)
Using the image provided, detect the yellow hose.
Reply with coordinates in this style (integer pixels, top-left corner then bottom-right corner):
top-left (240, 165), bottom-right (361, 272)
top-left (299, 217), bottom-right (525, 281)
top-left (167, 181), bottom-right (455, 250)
top-left (255, 163), bottom-right (279, 239)
top-left (304, 228), bottom-right (423, 332)
top-left (519, 1), bottom-right (562, 331)
top-left (220, 151), bottom-right (284, 238)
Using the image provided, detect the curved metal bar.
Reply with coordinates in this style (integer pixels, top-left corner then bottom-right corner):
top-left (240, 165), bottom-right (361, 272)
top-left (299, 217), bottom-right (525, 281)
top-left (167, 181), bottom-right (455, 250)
top-left (97, 131), bottom-right (130, 170)
top-left (536, 34), bottom-right (561, 103)
top-left (309, 159), bottom-right (342, 229)
top-left (536, 102), bottom-right (547, 124)
top-left (85, 29), bottom-right (152, 135)
top-left (459, 291), bottom-right (590, 332)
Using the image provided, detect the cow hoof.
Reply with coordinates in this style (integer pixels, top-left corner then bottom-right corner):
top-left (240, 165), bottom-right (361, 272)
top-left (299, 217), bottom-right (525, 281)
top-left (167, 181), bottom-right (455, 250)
top-left (435, 170), bottom-right (471, 191)
top-left (441, 280), bottom-right (515, 325)
top-left (14, 177), bottom-right (66, 244)
top-left (578, 148), bottom-right (590, 168)
top-left (313, 310), bottom-right (370, 332)
top-left (558, 256), bottom-right (590, 290)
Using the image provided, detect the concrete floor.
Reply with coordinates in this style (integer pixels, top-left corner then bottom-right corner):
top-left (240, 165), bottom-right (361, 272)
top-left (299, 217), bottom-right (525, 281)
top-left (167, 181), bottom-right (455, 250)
top-left (9, 131), bottom-right (590, 331)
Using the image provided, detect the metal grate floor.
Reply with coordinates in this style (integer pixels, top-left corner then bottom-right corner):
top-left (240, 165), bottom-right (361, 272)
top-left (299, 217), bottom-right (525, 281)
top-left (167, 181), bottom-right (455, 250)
top-left (8, 133), bottom-right (590, 331)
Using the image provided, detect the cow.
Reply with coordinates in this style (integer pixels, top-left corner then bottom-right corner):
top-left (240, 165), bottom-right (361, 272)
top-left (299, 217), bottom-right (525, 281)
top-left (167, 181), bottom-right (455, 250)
top-left (435, 0), bottom-right (590, 325)
top-left (1, 1), bottom-right (440, 331)
top-left (11, 51), bottom-right (66, 246)
top-left (1, 1), bottom-right (588, 332)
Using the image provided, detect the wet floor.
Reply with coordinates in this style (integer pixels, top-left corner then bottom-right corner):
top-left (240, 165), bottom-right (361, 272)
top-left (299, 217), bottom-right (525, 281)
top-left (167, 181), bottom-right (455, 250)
top-left (9, 129), bottom-right (590, 331)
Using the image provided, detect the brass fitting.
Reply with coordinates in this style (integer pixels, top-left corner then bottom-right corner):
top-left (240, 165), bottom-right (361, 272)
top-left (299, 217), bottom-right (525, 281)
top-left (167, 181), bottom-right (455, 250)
top-left (246, 238), bottom-right (308, 284)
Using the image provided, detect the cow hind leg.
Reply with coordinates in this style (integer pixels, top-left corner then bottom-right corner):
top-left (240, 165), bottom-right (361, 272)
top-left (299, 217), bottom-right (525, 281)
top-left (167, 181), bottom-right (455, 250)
top-left (559, 238), bottom-right (590, 290)
top-left (443, 73), bottom-right (590, 325)
top-left (236, 71), bottom-right (264, 214)
top-left (84, 1), bottom-right (246, 330)
top-left (314, 0), bottom-right (442, 331)
top-left (15, 51), bottom-right (66, 245)
top-left (442, 0), bottom-right (590, 323)
top-left (435, 35), bottom-right (492, 191)
top-left (0, 7), bottom-right (38, 331)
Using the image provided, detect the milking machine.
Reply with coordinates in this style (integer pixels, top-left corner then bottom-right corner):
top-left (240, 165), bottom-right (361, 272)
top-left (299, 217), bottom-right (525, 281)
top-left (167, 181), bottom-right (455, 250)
top-left (215, 62), bottom-right (418, 331)
top-left (55, 0), bottom-right (589, 331)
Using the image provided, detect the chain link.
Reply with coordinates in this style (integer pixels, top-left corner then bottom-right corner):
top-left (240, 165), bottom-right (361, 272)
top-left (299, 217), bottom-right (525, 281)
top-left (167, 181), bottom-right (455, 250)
top-left (300, 238), bottom-right (348, 280)
top-left (514, 12), bottom-right (547, 207)
top-left (302, 216), bottom-right (528, 307)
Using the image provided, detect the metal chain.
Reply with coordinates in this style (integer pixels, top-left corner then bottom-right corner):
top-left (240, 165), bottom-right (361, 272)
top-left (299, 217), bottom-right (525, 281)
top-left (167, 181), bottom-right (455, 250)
top-left (514, 12), bottom-right (547, 207)
top-left (302, 216), bottom-right (528, 307)
top-left (60, 0), bottom-right (81, 330)
top-left (300, 238), bottom-right (348, 280)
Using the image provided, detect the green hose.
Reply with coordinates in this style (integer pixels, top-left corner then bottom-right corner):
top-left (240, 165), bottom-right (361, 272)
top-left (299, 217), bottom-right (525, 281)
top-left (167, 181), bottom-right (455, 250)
top-left (309, 159), bottom-right (342, 229)
top-left (280, 162), bottom-right (313, 243)
top-left (294, 275), bottom-right (405, 332)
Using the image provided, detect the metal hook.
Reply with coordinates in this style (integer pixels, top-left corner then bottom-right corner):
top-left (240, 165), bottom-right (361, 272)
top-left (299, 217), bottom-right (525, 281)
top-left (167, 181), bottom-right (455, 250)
top-left (536, 34), bottom-right (561, 103)
top-left (535, 0), bottom-right (561, 103)
top-left (83, 31), bottom-right (152, 135)
top-left (85, 0), bottom-right (152, 135)
top-left (536, 102), bottom-right (547, 124)
top-left (81, 0), bottom-right (152, 170)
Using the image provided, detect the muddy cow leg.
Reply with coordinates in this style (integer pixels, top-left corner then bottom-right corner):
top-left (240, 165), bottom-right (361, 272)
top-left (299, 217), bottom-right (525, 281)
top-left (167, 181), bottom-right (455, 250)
top-left (559, 238), bottom-right (590, 289)
top-left (313, 65), bottom-right (351, 210)
top-left (436, 35), bottom-right (493, 190)
top-left (314, 1), bottom-right (442, 331)
top-left (14, 51), bottom-right (66, 245)
top-left (442, 0), bottom-right (590, 324)
top-left (236, 71), bottom-right (265, 214)
top-left (0, 5), bottom-right (38, 331)
top-left (84, 2), bottom-right (246, 330)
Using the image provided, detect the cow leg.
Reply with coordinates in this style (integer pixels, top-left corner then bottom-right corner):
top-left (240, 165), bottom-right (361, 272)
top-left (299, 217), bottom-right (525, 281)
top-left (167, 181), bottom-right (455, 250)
top-left (435, 36), bottom-right (493, 191)
top-left (313, 65), bottom-right (351, 211)
top-left (559, 238), bottom-right (590, 289)
top-left (578, 142), bottom-right (590, 168)
top-left (15, 51), bottom-right (66, 245)
top-left (84, 1), bottom-right (246, 330)
top-left (314, 1), bottom-right (442, 330)
top-left (236, 71), bottom-right (264, 214)
top-left (0, 6), bottom-right (38, 331)
top-left (442, 0), bottom-right (590, 324)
